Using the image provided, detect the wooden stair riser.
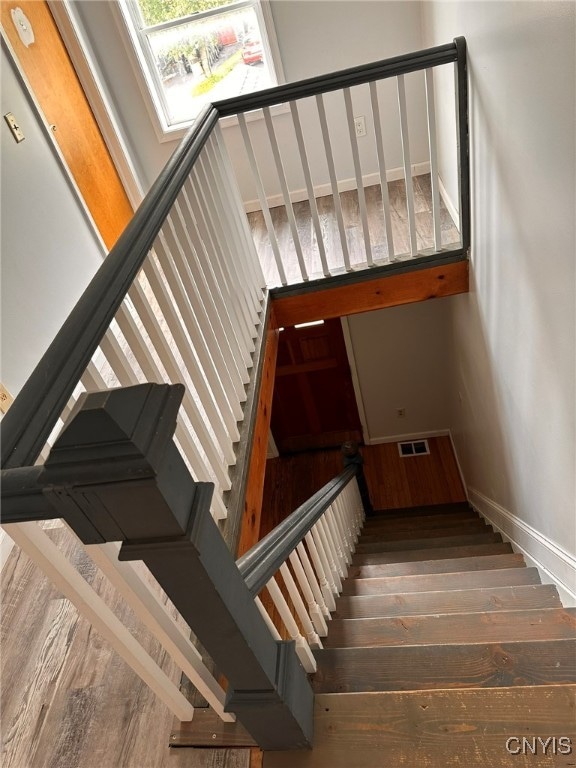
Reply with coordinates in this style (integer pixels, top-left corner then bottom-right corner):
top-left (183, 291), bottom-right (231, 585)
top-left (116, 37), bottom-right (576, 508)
top-left (323, 608), bottom-right (576, 648)
top-left (334, 584), bottom-right (562, 619)
top-left (369, 502), bottom-right (473, 519)
top-left (343, 566), bottom-right (540, 596)
top-left (346, 550), bottom-right (518, 581)
top-left (358, 521), bottom-right (490, 545)
top-left (313, 638), bottom-right (576, 693)
top-left (363, 511), bottom-right (478, 532)
top-left (263, 687), bottom-right (576, 768)
top-left (354, 532), bottom-right (502, 558)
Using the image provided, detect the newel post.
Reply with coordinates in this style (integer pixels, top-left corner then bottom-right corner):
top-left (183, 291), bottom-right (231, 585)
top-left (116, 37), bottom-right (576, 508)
top-left (41, 383), bottom-right (313, 750)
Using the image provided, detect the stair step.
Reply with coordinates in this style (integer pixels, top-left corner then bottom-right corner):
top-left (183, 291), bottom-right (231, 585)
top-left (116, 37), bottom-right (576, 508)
top-left (334, 584), bottom-right (562, 619)
top-left (323, 608), bottom-right (576, 648)
top-left (363, 511), bottom-right (478, 532)
top-left (347, 547), bottom-right (515, 579)
top-left (358, 520), bottom-right (490, 545)
top-left (344, 565), bottom-right (539, 596)
top-left (313, 638), bottom-right (576, 692)
top-left (370, 502), bottom-right (472, 519)
top-left (263, 686), bottom-right (576, 768)
top-left (354, 532), bottom-right (502, 557)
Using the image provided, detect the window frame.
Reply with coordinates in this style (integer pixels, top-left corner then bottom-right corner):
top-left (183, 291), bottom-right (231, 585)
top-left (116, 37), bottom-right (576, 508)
top-left (114, 0), bottom-right (285, 142)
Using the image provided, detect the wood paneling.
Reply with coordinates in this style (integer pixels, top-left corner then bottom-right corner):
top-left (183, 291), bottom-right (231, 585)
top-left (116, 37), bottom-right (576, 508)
top-left (1, 0), bottom-right (134, 248)
top-left (236, 310), bottom-right (280, 558)
top-left (264, 687), bottom-right (576, 768)
top-left (314, 639), bottom-right (576, 692)
top-left (170, 707), bottom-right (256, 747)
top-left (362, 437), bottom-right (467, 510)
top-left (271, 319), bottom-right (362, 453)
top-left (272, 261), bottom-right (469, 327)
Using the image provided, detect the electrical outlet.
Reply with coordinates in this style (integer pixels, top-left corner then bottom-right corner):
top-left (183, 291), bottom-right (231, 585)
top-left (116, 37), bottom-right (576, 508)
top-left (396, 408), bottom-right (406, 418)
top-left (354, 115), bottom-right (366, 137)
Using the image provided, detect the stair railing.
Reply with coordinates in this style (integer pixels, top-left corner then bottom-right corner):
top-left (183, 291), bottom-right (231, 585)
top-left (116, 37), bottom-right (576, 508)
top-left (219, 36), bottom-right (469, 287)
top-left (1, 37), bottom-right (467, 749)
top-left (237, 464), bottom-right (364, 673)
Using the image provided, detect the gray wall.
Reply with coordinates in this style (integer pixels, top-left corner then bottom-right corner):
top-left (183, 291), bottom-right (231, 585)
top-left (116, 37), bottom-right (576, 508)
top-left (422, 2), bottom-right (576, 576)
top-left (1, 45), bottom-right (103, 396)
top-left (346, 299), bottom-right (453, 443)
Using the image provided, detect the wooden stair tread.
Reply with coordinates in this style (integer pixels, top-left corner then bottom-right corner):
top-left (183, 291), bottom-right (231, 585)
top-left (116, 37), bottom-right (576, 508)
top-left (345, 550), bottom-right (519, 581)
top-left (323, 607), bottom-right (576, 648)
top-left (334, 584), bottom-right (562, 619)
top-left (343, 566), bottom-right (539, 595)
top-left (352, 533), bottom-right (512, 567)
top-left (353, 533), bottom-right (503, 559)
top-left (313, 638), bottom-right (576, 692)
top-left (357, 521), bottom-right (490, 545)
top-left (263, 686), bottom-right (576, 768)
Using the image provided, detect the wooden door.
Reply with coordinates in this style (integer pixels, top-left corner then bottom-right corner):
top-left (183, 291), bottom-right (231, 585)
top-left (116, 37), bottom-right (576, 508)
top-left (271, 319), bottom-right (363, 453)
top-left (1, 0), bottom-right (134, 248)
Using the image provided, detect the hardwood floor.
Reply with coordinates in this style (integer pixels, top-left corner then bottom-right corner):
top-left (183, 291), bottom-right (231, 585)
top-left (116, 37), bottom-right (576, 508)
top-left (247, 175), bottom-right (461, 286)
top-left (0, 525), bottom-right (250, 768)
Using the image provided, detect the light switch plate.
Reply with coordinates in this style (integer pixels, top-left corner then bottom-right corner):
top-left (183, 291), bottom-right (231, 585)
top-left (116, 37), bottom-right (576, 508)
top-left (4, 112), bottom-right (25, 143)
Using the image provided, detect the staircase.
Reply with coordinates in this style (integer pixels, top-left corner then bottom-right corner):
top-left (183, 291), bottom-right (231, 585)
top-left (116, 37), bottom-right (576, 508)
top-left (265, 502), bottom-right (576, 767)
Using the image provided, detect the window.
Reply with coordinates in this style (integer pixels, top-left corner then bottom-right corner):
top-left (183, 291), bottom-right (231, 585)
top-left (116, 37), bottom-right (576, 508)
top-left (118, 0), bottom-right (282, 135)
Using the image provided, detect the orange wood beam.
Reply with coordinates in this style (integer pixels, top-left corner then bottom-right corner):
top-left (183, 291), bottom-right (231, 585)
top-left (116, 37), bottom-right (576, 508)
top-left (236, 307), bottom-right (280, 558)
top-left (272, 260), bottom-right (469, 327)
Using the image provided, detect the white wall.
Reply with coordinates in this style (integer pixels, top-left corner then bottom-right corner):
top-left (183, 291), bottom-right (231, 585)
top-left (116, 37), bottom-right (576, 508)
top-left (422, 2), bottom-right (576, 594)
top-left (70, 0), bottom-right (432, 201)
top-left (0, 46), bottom-right (103, 397)
top-left (346, 298), bottom-right (453, 443)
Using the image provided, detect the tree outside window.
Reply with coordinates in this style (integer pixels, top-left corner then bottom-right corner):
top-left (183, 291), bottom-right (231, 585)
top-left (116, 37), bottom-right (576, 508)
top-left (120, 0), bottom-right (278, 130)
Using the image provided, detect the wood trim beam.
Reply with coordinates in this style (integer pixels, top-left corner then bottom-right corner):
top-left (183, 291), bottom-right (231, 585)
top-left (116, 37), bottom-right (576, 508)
top-left (272, 261), bottom-right (469, 327)
top-left (236, 307), bottom-right (280, 558)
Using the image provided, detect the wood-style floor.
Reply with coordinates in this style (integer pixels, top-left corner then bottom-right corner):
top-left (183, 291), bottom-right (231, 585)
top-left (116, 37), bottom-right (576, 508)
top-left (247, 175), bottom-right (461, 286)
top-left (0, 523), bottom-right (251, 768)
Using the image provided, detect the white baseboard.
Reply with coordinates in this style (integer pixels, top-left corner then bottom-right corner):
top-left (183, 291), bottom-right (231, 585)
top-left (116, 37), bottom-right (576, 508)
top-left (244, 161), bottom-right (431, 213)
top-left (0, 529), bottom-right (15, 573)
top-left (367, 428), bottom-right (450, 446)
top-left (437, 175), bottom-right (460, 229)
top-left (468, 487), bottom-right (576, 607)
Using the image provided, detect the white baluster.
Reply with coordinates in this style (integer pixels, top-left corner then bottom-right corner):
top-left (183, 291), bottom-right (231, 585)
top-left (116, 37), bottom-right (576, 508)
top-left (279, 562), bottom-right (322, 648)
top-left (289, 549), bottom-right (328, 636)
top-left (343, 87), bottom-right (373, 266)
top-left (296, 541), bottom-right (331, 620)
top-left (265, 576), bottom-right (316, 673)
top-left (315, 93), bottom-right (351, 271)
top-left (369, 81), bottom-right (395, 259)
top-left (397, 74), bottom-right (418, 256)
top-left (3, 522), bottom-right (194, 721)
top-left (237, 112), bottom-right (287, 286)
top-left (304, 532), bottom-right (337, 611)
top-left (425, 68), bottom-right (442, 251)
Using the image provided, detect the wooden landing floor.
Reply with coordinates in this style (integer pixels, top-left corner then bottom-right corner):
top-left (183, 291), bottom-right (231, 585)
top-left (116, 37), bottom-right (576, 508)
top-left (247, 174), bottom-right (461, 286)
top-left (0, 524), bottom-right (251, 768)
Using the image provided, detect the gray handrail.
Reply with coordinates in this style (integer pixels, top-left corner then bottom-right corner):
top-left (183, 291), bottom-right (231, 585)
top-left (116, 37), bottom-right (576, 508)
top-left (237, 465), bottom-right (357, 596)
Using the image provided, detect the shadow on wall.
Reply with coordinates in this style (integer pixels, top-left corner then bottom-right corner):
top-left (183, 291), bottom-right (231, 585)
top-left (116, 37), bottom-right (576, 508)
top-left (448, 56), bottom-right (575, 554)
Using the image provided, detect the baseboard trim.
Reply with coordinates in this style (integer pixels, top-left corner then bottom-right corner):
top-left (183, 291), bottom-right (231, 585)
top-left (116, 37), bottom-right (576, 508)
top-left (438, 175), bottom-right (460, 229)
top-left (468, 487), bottom-right (576, 607)
top-left (367, 429), bottom-right (450, 446)
top-left (244, 162), bottom-right (431, 213)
